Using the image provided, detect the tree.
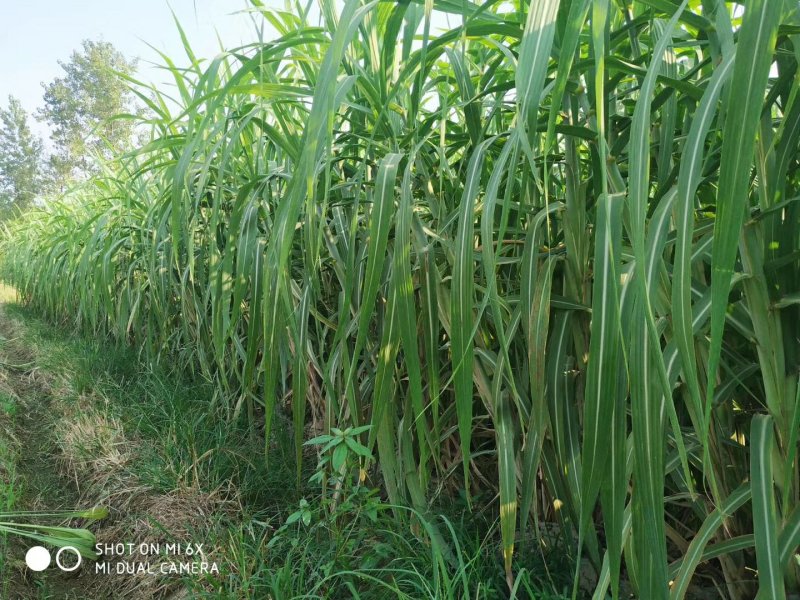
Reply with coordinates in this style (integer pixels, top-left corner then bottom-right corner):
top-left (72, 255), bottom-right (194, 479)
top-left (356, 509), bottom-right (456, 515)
top-left (38, 40), bottom-right (138, 182)
top-left (0, 96), bottom-right (43, 214)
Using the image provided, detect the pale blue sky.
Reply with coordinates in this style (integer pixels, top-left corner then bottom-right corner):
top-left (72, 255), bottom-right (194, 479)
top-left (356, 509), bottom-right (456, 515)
top-left (0, 0), bottom-right (260, 138)
top-left (0, 0), bottom-right (458, 142)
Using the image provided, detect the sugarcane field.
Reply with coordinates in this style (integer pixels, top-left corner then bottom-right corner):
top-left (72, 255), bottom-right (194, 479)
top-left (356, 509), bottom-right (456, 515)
top-left (0, 1), bottom-right (798, 598)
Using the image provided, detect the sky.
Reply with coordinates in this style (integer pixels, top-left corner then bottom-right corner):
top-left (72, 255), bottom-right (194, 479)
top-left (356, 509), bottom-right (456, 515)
top-left (0, 0), bottom-right (261, 139)
top-left (0, 0), bottom-right (461, 144)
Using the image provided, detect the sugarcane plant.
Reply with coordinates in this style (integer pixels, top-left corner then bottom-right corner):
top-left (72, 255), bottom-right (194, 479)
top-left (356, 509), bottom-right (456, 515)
top-left (0, 508), bottom-right (107, 560)
top-left (1, 0), bottom-right (799, 597)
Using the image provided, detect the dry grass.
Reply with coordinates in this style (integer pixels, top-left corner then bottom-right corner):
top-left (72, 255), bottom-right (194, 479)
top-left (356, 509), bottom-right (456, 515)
top-left (53, 393), bottom-right (232, 598)
top-left (0, 300), bottom-right (234, 598)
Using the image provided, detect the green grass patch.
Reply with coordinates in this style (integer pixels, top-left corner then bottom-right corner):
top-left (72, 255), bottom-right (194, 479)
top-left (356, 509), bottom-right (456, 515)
top-left (1, 301), bottom-right (572, 598)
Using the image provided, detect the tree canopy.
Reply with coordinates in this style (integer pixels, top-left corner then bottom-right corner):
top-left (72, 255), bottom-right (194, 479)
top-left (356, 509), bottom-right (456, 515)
top-left (0, 96), bottom-right (43, 215)
top-left (38, 39), bottom-right (138, 182)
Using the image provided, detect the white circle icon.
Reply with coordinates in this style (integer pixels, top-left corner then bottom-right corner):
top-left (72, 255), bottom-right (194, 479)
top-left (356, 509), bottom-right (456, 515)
top-left (25, 546), bottom-right (51, 571)
top-left (55, 546), bottom-right (82, 572)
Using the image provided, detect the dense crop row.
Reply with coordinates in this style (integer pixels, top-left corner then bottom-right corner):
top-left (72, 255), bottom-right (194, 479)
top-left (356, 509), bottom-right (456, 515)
top-left (2, 0), bottom-right (799, 597)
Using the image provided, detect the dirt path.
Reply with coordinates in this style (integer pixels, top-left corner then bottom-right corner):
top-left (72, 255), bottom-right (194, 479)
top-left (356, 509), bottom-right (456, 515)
top-left (0, 301), bottom-right (101, 599)
top-left (0, 295), bottom-right (224, 600)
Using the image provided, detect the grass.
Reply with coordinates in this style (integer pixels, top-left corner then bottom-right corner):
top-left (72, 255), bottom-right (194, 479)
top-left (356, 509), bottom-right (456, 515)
top-left (0, 388), bottom-right (19, 598)
top-left (0, 0), bottom-right (799, 598)
top-left (1, 297), bottom-right (573, 598)
top-left (0, 296), bottom-right (110, 599)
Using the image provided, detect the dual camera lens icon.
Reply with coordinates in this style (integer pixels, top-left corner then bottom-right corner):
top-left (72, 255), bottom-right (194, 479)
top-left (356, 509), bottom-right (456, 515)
top-left (25, 545), bottom-right (82, 572)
